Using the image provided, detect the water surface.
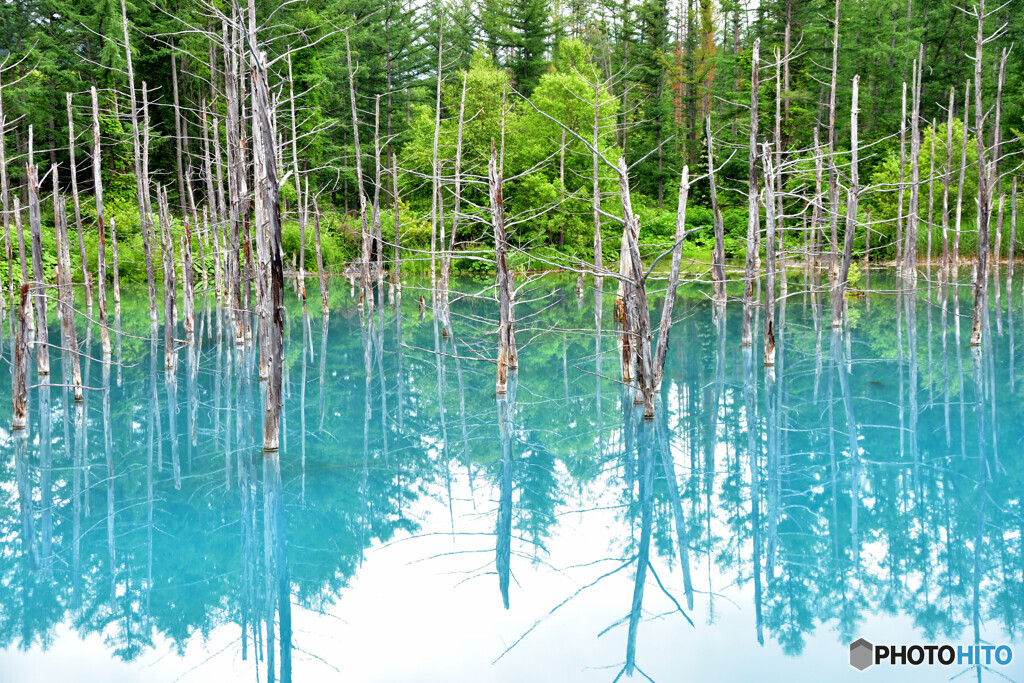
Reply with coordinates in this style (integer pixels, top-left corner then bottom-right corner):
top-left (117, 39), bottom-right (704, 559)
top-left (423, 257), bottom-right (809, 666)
top-left (0, 269), bottom-right (1022, 682)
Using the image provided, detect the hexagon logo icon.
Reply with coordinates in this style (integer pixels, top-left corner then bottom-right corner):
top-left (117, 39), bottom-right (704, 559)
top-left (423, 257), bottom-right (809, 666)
top-left (849, 638), bottom-right (874, 671)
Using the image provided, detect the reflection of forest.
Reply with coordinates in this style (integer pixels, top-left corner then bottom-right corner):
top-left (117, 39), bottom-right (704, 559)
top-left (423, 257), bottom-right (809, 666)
top-left (0, 272), bottom-right (1020, 678)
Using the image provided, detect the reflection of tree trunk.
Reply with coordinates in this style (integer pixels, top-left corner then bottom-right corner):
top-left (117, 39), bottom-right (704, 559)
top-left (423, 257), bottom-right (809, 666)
top-left (496, 379), bottom-right (515, 609)
top-left (905, 291), bottom-right (920, 494)
top-left (320, 314), bottom-right (329, 431)
top-left (742, 347), bottom-right (764, 645)
top-left (167, 368), bottom-right (181, 490)
top-left (833, 327), bottom-right (861, 568)
top-left (264, 453), bottom-right (291, 683)
top-left (625, 419), bottom-right (655, 675)
top-left (595, 283), bottom-right (603, 453)
top-left (104, 359), bottom-right (116, 602)
top-left (37, 381), bottom-right (52, 575)
top-left (655, 396), bottom-right (693, 609)
top-left (969, 340), bottom-right (988, 683)
top-left (14, 425), bottom-right (36, 570)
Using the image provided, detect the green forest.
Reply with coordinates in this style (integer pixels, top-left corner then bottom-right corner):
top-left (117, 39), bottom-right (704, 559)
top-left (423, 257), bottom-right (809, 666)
top-left (0, 0), bottom-right (1021, 282)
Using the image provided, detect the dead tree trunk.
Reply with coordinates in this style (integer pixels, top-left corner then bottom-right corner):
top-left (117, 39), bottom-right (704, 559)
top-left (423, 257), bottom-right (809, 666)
top-left (312, 194), bottom-right (329, 315)
top-left (903, 53), bottom-right (923, 275)
top-left (763, 145), bottom-right (777, 367)
top-left (182, 226), bottom-right (195, 342)
top-left (158, 188), bottom-right (177, 371)
top-left (812, 127), bottom-right (824, 265)
top-left (67, 93), bottom-right (93, 308)
top-left (942, 87), bottom-right (954, 272)
top-left (897, 83), bottom-right (907, 270)
top-left (27, 133), bottom-right (49, 376)
top-left (171, 48), bottom-right (187, 217)
top-left (706, 116), bottom-right (726, 304)
top-left (12, 285), bottom-right (29, 430)
top-left (618, 157), bottom-right (656, 418)
top-left (742, 40), bottom-right (760, 347)
top-left (91, 88), bottom-right (111, 357)
top-left (653, 165), bottom-right (689, 390)
top-left (969, 1), bottom-right (992, 347)
top-left (592, 82), bottom-right (602, 275)
top-left (954, 80), bottom-right (970, 270)
top-left (122, 0), bottom-right (158, 323)
top-left (202, 102), bottom-right (224, 302)
top-left (391, 152), bottom-right (401, 293)
top-left (345, 31), bottom-right (371, 305)
top-left (428, 27), bottom-right (444, 305)
top-left (833, 76), bottom-right (859, 328)
top-left (1008, 177), bottom-right (1017, 287)
top-left (287, 54), bottom-right (306, 301)
top-left (826, 0), bottom-right (841, 272)
top-left (55, 196), bottom-right (83, 401)
top-left (252, 46), bottom-right (285, 453)
top-left (490, 142), bottom-right (514, 395)
top-left (110, 218), bottom-right (120, 318)
top-left (0, 72), bottom-right (10, 310)
top-left (926, 118), bottom-right (936, 270)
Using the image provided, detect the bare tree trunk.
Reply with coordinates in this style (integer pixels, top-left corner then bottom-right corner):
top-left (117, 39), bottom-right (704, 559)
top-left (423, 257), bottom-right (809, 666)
top-left (158, 188), bottom-right (177, 372)
top-left (1009, 177), bottom-right (1017, 287)
top-left (428, 27), bottom-right (444, 306)
top-left (202, 102), bottom-right (223, 302)
top-left (288, 54), bottom-right (305, 301)
top-left (441, 74), bottom-right (467, 336)
top-left (826, 0), bottom-right (840, 272)
top-left (312, 194), bottom-right (329, 315)
top-left (54, 196), bottom-right (83, 400)
top-left (954, 80), bottom-right (970, 271)
top-left (182, 227), bottom-right (195, 342)
top-left (926, 120), bottom-right (936, 272)
top-left (27, 131), bottom-right (49, 376)
top-left (91, 88), bottom-right (111, 357)
top-left (970, 2), bottom-right (990, 347)
top-left (16, 198), bottom-right (27, 305)
top-left (0, 73), bottom-right (10, 310)
top-left (896, 85), bottom-right (907, 271)
top-left (618, 157), bottom-right (656, 418)
top-left (903, 52), bottom-right (923, 275)
top-left (653, 166), bottom-right (689, 389)
top-left (812, 127), bottom-right (824, 265)
top-left (345, 32), bottom-right (371, 307)
top-left (67, 93), bottom-right (93, 308)
top-left (942, 87), bottom-right (954, 272)
top-left (490, 142), bottom-right (513, 395)
top-left (391, 153), bottom-right (401, 293)
top-left (110, 218), bottom-right (120, 318)
top-left (742, 40), bottom-right (760, 347)
top-left (371, 96), bottom-right (384, 297)
top-left (763, 145), bottom-right (777, 367)
top-left (172, 48), bottom-right (187, 218)
top-left (122, 0), bottom-right (158, 323)
top-left (12, 285), bottom-right (29, 429)
top-left (833, 76), bottom-right (859, 328)
top-left (593, 83), bottom-right (602, 275)
top-left (706, 116), bottom-right (726, 303)
top-left (251, 43), bottom-right (285, 453)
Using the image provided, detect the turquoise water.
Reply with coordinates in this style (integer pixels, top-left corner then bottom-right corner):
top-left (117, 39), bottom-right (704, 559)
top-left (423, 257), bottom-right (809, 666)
top-left (0, 270), bottom-right (1022, 682)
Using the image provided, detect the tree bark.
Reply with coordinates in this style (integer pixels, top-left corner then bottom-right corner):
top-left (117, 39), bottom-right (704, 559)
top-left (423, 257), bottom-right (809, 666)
top-left (742, 40), bottom-right (760, 347)
top-left (653, 165), bottom-right (689, 390)
top-left (27, 132), bottom-right (49, 376)
top-left (833, 76), bottom-right (859, 328)
top-left (706, 116), bottom-right (726, 303)
top-left (490, 142), bottom-right (513, 395)
top-left (12, 284), bottom-right (30, 430)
